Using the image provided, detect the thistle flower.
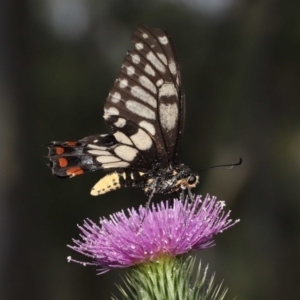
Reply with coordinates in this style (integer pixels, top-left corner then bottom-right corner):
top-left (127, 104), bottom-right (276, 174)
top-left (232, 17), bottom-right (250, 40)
top-left (68, 195), bottom-right (239, 274)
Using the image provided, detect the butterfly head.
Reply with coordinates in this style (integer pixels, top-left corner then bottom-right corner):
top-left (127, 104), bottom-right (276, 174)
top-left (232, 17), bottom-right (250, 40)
top-left (178, 172), bottom-right (199, 190)
top-left (170, 164), bottom-right (199, 192)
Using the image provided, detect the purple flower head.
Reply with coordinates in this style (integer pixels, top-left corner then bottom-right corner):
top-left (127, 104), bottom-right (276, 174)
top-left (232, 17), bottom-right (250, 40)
top-left (68, 195), bottom-right (239, 274)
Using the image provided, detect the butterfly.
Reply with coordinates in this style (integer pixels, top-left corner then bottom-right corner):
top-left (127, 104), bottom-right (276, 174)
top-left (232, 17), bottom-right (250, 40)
top-left (47, 24), bottom-right (199, 202)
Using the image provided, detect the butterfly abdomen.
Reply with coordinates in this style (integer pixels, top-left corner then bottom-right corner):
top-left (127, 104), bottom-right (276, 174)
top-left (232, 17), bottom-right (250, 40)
top-left (91, 170), bottom-right (146, 196)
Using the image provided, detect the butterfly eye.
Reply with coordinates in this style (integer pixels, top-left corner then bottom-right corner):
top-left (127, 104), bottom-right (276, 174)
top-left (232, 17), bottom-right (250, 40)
top-left (187, 175), bottom-right (197, 185)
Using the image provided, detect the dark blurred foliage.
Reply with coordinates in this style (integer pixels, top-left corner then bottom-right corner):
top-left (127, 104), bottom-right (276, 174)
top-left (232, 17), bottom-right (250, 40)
top-left (0, 0), bottom-right (299, 299)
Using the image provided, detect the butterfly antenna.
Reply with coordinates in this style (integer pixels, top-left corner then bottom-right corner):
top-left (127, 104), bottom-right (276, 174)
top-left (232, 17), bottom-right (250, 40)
top-left (200, 157), bottom-right (242, 172)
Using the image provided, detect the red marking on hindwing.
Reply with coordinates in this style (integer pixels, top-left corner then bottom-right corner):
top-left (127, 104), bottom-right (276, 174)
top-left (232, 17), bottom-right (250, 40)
top-left (56, 147), bottom-right (64, 155)
top-left (66, 167), bottom-right (84, 177)
top-left (58, 158), bottom-right (68, 168)
top-left (66, 141), bottom-right (77, 146)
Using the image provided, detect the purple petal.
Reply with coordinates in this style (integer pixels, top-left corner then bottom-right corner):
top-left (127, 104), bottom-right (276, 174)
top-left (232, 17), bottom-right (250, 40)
top-left (68, 195), bottom-right (239, 273)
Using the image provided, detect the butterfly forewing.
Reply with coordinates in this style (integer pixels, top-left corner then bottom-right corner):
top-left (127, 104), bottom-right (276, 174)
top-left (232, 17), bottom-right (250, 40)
top-left (104, 24), bottom-right (184, 166)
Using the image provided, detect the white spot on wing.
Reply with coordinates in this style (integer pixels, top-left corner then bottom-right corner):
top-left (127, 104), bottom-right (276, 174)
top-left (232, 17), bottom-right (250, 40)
top-left (119, 79), bottom-right (128, 88)
top-left (131, 86), bottom-right (157, 108)
top-left (114, 131), bottom-right (133, 145)
top-left (126, 66), bottom-right (135, 76)
top-left (157, 53), bottom-right (167, 65)
top-left (87, 144), bottom-right (108, 150)
top-left (96, 156), bottom-right (121, 163)
top-left (114, 118), bottom-right (126, 128)
top-left (158, 36), bottom-right (168, 45)
top-left (139, 121), bottom-right (156, 136)
top-left (142, 33), bottom-right (148, 39)
top-left (103, 162), bottom-right (130, 168)
top-left (104, 107), bottom-right (119, 118)
top-left (146, 52), bottom-right (166, 73)
top-left (159, 103), bottom-right (178, 131)
top-left (145, 64), bottom-right (155, 76)
top-left (135, 43), bottom-right (144, 50)
top-left (114, 145), bottom-right (138, 161)
top-left (126, 100), bottom-right (156, 120)
top-left (169, 60), bottom-right (177, 76)
top-left (131, 53), bottom-right (140, 64)
top-left (159, 83), bottom-right (177, 97)
top-left (156, 79), bottom-right (163, 87)
top-left (111, 92), bottom-right (121, 103)
top-left (88, 150), bottom-right (113, 156)
top-left (130, 129), bottom-right (153, 150)
top-left (139, 76), bottom-right (156, 94)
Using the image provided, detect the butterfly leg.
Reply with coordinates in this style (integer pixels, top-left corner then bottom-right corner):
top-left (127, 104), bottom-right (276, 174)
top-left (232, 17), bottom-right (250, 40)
top-left (188, 188), bottom-right (195, 201)
top-left (145, 187), bottom-right (156, 212)
top-left (180, 190), bottom-right (185, 201)
top-left (138, 181), bottom-right (158, 231)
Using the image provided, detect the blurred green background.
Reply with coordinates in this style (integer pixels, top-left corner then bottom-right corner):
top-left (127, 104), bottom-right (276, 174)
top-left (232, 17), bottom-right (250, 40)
top-left (1, 0), bottom-right (299, 299)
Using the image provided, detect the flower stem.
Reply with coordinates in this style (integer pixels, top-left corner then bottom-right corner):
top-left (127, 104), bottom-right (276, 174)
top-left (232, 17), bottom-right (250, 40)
top-left (114, 255), bottom-right (229, 300)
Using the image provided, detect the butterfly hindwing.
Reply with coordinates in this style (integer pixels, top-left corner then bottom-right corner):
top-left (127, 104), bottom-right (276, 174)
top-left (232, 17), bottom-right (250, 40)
top-left (48, 134), bottom-right (119, 178)
top-left (48, 126), bottom-right (156, 179)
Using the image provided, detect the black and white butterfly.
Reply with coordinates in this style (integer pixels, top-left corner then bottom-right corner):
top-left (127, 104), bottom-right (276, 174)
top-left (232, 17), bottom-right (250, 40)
top-left (47, 24), bottom-right (199, 201)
